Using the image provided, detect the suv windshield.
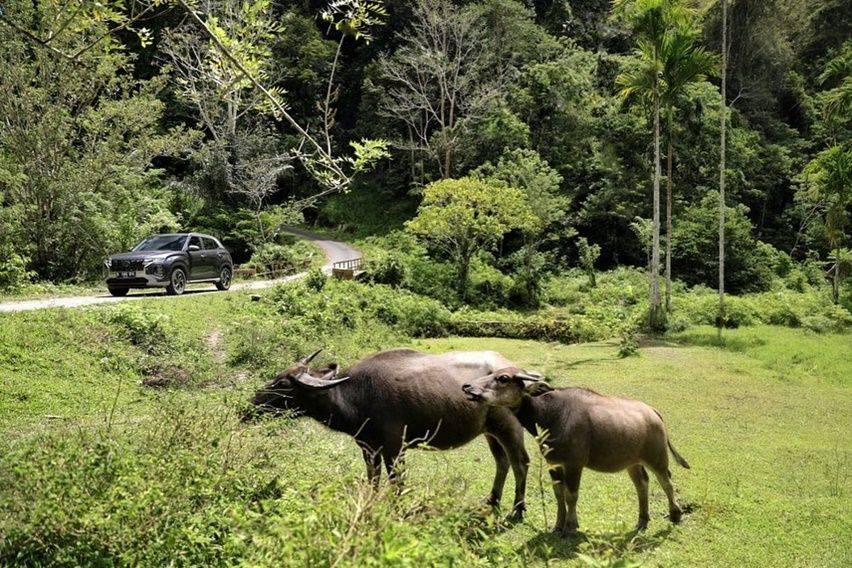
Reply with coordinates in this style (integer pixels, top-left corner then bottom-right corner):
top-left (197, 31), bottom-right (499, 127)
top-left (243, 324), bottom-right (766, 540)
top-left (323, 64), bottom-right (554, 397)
top-left (132, 235), bottom-right (187, 252)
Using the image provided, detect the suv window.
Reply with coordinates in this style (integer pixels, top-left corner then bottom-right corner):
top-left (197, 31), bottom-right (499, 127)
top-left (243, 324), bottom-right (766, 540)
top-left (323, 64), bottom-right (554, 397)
top-left (133, 235), bottom-right (187, 252)
top-left (202, 237), bottom-right (219, 250)
top-left (188, 236), bottom-right (203, 250)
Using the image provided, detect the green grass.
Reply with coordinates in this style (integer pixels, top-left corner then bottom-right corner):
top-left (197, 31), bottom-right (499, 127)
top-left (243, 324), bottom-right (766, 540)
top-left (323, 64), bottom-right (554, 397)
top-left (0, 284), bottom-right (849, 566)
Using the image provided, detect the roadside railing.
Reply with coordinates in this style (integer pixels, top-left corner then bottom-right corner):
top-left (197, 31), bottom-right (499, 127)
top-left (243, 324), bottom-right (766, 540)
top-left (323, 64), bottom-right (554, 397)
top-left (331, 257), bottom-right (364, 280)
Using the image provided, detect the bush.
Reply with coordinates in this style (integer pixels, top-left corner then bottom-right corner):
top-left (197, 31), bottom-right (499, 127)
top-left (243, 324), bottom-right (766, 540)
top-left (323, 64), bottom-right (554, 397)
top-left (674, 287), bottom-right (852, 332)
top-left (229, 280), bottom-right (451, 373)
top-left (366, 254), bottom-right (406, 287)
top-left (0, 399), bottom-right (519, 566)
top-left (618, 330), bottom-right (639, 358)
top-left (246, 241), bottom-right (317, 276)
top-left (671, 193), bottom-right (776, 293)
top-left (104, 304), bottom-right (176, 355)
top-left (0, 245), bottom-right (31, 291)
top-left (305, 267), bottom-right (326, 291)
top-left (468, 255), bottom-right (515, 308)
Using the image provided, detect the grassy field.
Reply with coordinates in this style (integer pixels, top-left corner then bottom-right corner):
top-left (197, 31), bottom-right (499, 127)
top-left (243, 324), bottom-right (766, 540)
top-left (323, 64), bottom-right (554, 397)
top-left (0, 288), bottom-right (849, 566)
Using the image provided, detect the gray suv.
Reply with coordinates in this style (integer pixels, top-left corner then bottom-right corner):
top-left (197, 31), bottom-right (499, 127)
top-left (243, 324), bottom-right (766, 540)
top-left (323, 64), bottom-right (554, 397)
top-left (104, 233), bottom-right (233, 296)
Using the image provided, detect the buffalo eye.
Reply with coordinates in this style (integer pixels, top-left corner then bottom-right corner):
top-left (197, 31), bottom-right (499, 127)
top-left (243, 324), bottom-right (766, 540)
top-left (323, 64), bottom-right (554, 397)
top-left (497, 374), bottom-right (511, 383)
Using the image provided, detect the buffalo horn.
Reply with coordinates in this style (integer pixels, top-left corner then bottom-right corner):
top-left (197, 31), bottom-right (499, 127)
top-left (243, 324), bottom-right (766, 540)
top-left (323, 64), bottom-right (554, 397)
top-left (293, 371), bottom-right (351, 390)
top-left (300, 349), bottom-right (323, 365)
top-left (516, 371), bottom-right (542, 382)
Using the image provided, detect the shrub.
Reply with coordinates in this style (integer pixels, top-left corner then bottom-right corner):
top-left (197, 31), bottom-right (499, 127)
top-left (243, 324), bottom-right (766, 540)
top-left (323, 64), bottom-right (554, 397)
top-left (305, 267), bottom-right (326, 291)
top-left (246, 241), bottom-right (316, 276)
top-left (0, 244), bottom-right (31, 291)
top-left (104, 305), bottom-right (176, 355)
top-left (671, 193), bottom-right (776, 293)
top-left (366, 254), bottom-right (405, 287)
top-left (229, 280), bottom-right (451, 374)
top-left (618, 330), bottom-right (639, 358)
top-left (468, 255), bottom-right (515, 308)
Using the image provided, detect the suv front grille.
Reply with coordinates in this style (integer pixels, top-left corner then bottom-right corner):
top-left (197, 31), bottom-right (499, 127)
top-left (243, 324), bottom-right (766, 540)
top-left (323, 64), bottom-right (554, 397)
top-left (112, 259), bottom-right (144, 271)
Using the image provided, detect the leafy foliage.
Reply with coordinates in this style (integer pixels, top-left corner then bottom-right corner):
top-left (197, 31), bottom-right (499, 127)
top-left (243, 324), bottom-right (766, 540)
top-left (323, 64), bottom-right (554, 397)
top-left (407, 177), bottom-right (539, 297)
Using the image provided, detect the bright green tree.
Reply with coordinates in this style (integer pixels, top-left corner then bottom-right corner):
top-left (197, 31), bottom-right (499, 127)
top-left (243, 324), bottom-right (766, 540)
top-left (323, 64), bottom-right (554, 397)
top-left (407, 177), bottom-right (539, 299)
top-left (577, 237), bottom-right (601, 288)
top-left (800, 144), bottom-right (852, 303)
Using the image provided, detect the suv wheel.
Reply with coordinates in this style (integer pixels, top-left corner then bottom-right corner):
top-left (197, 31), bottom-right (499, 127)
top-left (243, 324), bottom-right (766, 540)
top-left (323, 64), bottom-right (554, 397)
top-left (108, 286), bottom-right (129, 297)
top-left (166, 267), bottom-right (187, 295)
top-left (215, 266), bottom-right (232, 291)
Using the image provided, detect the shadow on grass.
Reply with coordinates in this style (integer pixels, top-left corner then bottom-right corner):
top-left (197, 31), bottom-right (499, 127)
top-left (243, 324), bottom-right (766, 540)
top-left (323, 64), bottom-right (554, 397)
top-left (669, 329), bottom-right (767, 352)
top-left (560, 357), bottom-right (611, 370)
top-left (522, 524), bottom-right (674, 562)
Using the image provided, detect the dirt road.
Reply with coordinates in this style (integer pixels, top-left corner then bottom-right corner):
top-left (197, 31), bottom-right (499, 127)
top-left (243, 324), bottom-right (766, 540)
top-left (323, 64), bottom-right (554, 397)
top-left (0, 228), bottom-right (359, 313)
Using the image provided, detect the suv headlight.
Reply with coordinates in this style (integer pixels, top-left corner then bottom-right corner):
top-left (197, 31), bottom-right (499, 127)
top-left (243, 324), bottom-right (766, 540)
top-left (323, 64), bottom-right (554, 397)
top-left (104, 258), bottom-right (112, 269)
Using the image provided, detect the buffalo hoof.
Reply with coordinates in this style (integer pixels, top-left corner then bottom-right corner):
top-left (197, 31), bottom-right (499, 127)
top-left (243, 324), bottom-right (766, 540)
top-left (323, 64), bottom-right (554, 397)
top-left (483, 494), bottom-right (500, 508)
top-left (505, 506), bottom-right (525, 523)
top-left (635, 517), bottom-right (649, 532)
top-left (669, 508), bottom-right (683, 524)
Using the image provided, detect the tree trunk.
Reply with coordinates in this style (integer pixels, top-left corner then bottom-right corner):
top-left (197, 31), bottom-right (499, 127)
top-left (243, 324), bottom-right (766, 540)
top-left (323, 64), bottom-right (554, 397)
top-left (457, 246), bottom-right (471, 301)
top-left (832, 245), bottom-right (840, 304)
top-left (718, 0), bottom-right (727, 328)
top-left (665, 111), bottom-right (674, 314)
top-left (649, 89), bottom-right (664, 331)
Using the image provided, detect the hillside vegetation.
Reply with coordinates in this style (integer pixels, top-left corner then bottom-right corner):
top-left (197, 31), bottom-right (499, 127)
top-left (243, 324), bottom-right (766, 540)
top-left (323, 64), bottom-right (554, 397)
top-left (1, 285), bottom-right (849, 566)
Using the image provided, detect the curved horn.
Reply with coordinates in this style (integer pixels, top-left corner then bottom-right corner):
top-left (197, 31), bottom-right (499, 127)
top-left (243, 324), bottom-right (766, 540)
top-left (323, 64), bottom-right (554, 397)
top-left (292, 370), bottom-right (351, 390)
top-left (300, 349), bottom-right (323, 365)
top-left (516, 371), bottom-right (542, 382)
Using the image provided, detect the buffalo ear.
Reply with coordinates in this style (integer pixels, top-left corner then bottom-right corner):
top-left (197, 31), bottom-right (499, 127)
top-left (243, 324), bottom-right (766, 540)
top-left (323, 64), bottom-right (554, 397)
top-left (522, 381), bottom-right (553, 397)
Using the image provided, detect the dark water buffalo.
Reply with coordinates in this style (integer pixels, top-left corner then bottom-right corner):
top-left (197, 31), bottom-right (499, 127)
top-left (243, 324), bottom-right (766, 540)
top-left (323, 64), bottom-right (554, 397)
top-left (246, 349), bottom-right (531, 518)
top-left (462, 368), bottom-right (690, 534)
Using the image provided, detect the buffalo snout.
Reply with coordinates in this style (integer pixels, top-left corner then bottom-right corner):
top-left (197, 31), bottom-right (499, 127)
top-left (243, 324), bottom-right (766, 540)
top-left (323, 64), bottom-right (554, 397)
top-left (462, 383), bottom-right (484, 402)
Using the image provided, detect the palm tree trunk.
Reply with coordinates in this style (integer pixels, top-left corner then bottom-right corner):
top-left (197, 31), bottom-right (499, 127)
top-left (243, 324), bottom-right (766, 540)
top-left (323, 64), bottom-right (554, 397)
top-left (650, 89), bottom-right (664, 331)
top-left (718, 0), bottom-right (727, 328)
top-left (665, 111), bottom-right (674, 313)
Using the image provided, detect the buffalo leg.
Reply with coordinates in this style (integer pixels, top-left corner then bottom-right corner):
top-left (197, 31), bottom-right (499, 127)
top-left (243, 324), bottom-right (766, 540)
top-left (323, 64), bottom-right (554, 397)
top-left (651, 468), bottom-right (682, 523)
top-left (549, 464), bottom-right (567, 534)
top-left (561, 464), bottom-right (583, 534)
top-left (381, 441), bottom-right (405, 484)
top-left (627, 464), bottom-right (650, 530)
top-left (491, 424), bottom-right (529, 520)
top-left (361, 446), bottom-right (382, 487)
top-left (484, 434), bottom-right (510, 506)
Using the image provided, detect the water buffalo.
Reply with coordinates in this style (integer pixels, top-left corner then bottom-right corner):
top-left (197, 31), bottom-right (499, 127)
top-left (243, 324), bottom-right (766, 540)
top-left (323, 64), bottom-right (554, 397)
top-left (246, 349), bottom-right (531, 519)
top-left (462, 368), bottom-right (690, 534)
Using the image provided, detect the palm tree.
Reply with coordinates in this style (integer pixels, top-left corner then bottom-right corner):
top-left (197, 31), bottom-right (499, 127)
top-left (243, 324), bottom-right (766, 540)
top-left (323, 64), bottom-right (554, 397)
top-left (615, 0), bottom-right (690, 331)
top-left (660, 29), bottom-right (716, 312)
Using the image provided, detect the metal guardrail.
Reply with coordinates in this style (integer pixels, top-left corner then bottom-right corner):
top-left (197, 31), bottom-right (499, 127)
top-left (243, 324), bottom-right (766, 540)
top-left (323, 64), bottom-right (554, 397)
top-left (332, 258), bottom-right (363, 271)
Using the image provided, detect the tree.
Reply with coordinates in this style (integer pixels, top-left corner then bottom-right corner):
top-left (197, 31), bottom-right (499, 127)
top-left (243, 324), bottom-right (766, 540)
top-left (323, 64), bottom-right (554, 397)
top-left (161, 0), bottom-right (291, 242)
top-left (799, 144), bottom-right (852, 303)
top-left (577, 237), bottom-right (601, 287)
top-left (660, 26), bottom-right (715, 312)
top-left (719, 0), bottom-right (728, 328)
top-left (472, 148), bottom-right (569, 304)
top-left (671, 192), bottom-right (776, 294)
top-left (0, 1), bottom-right (196, 281)
top-left (615, 0), bottom-right (691, 331)
top-left (406, 178), bottom-right (538, 299)
top-left (1, 0), bottom-right (388, 202)
top-left (378, 0), bottom-right (502, 180)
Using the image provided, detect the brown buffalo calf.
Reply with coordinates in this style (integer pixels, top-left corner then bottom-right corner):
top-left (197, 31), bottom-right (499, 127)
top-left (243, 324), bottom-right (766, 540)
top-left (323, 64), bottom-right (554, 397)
top-left (463, 368), bottom-right (690, 535)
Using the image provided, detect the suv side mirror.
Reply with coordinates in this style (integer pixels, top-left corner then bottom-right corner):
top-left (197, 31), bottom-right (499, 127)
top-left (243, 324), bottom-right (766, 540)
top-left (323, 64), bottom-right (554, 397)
top-left (188, 244), bottom-right (200, 252)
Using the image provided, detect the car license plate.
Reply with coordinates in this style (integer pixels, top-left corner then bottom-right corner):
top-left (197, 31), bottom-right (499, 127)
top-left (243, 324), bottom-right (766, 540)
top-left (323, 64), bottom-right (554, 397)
top-left (112, 271), bottom-right (136, 278)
